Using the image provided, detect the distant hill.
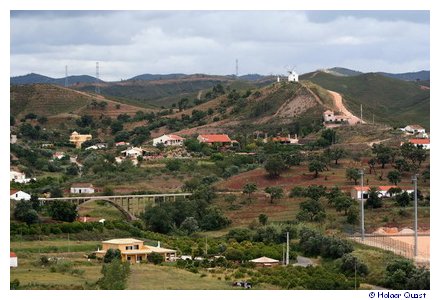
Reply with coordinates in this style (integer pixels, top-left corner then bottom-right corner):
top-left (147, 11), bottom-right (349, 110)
top-left (324, 67), bottom-right (364, 77)
top-left (128, 73), bottom-right (186, 81)
top-left (300, 71), bottom-right (430, 129)
top-left (10, 73), bottom-right (103, 86)
top-left (76, 75), bottom-right (272, 108)
top-left (378, 70), bottom-right (430, 81)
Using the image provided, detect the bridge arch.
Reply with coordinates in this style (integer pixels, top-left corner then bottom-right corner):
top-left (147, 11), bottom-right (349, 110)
top-left (77, 198), bottom-right (138, 221)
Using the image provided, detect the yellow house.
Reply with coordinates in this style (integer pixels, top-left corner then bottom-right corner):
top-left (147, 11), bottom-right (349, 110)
top-left (95, 238), bottom-right (177, 264)
top-left (70, 131), bottom-right (92, 149)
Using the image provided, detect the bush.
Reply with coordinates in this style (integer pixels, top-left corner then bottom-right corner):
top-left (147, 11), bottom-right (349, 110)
top-left (340, 253), bottom-right (369, 276)
top-left (148, 252), bottom-right (164, 265)
top-left (103, 249), bottom-right (122, 263)
top-left (48, 200), bottom-right (78, 222)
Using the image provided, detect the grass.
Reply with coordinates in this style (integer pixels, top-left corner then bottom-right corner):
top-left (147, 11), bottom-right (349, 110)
top-left (78, 200), bottom-right (126, 221)
top-left (11, 239), bottom-right (100, 254)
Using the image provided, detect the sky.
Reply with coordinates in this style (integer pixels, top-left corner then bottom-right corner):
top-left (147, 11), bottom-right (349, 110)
top-left (10, 10), bottom-right (430, 81)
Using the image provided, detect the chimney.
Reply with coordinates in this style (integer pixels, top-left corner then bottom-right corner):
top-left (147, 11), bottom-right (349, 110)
top-left (157, 241), bottom-right (161, 248)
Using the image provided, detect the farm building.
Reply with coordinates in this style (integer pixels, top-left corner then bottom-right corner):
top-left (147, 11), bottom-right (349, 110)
top-left (323, 110), bottom-right (349, 123)
top-left (153, 134), bottom-right (185, 147)
top-left (408, 138), bottom-right (430, 150)
top-left (404, 125), bottom-right (426, 134)
top-left (250, 256), bottom-right (280, 267)
top-left (10, 252), bottom-right (17, 268)
top-left (121, 147), bottom-right (144, 157)
top-left (95, 238), bottom-right (176, 264)
top-left (197, 134), bottom-right (232, 146)
top-left (69, 131), bottom-right (92, 149)
top-left (350, 186), bottom-right (414, 200)
top-left (10, 170), bottom-right (33, 183)
top-left (10, 190), bottom-right (31, 201)
top-left (266, 134), bottom-right (299, 145)
top-left (70, 183), bottom-right (95, 194)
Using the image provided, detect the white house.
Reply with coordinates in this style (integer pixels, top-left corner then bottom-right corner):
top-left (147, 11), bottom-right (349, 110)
top-left (409, 138), bottom-right (430, 150)
top-left (351, 186), bottom-right (414, 200)
top-left (52, 152), bottom-right (65, 160)
top-left (85, 143), bottom-right (107, 151)
top-left (70, 183), bottom-right (95, 194)
top-left (10, 190), bottom-right (31, 201)
top-left (153, 134), bottom-right (185, 147)
top-left (10, 170), bottom-right (33, 184)
top-left (121, 147), bottom-right (144, 158)
top-left (323, 110), bottom-right (349, 123)
top-left (10, 252), bottom-right (18, 268)
top-left (404, 125), bottom-right (426, 134)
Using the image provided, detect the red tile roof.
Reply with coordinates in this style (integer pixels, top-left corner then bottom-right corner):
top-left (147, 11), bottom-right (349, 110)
top-left (352, 186), bottom-right (412, 192)
top-left (10, 252), bottom-right (17, 257)
top-left (409, 139), bottom-right (430, 145)
top-left (198, 134), bottom-right (231, 143)
top-left (167, 134), bottom-right (184, 140)
top-left (272, 137), bottom-right (290, 142)
top-left (71, 183), bottom-right (94, 188)
top-left (10, 189), bottom-right (19, 195)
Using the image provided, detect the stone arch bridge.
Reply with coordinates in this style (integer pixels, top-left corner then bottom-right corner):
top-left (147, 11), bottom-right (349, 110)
top-left (39, 193), bottom-right (192, 221)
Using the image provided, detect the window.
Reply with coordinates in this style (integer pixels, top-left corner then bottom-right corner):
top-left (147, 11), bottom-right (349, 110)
top-left (127, 256), bottom-right (131, 261)
top-left (134, 245), bottom-right (139, 250)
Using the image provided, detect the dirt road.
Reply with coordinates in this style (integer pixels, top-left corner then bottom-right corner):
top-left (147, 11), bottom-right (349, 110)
top-left (327, 90), bottom-right (364, 125)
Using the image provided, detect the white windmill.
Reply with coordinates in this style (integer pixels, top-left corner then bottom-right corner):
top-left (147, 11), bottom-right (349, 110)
top-left (286, 65), bottom-right (299, 82)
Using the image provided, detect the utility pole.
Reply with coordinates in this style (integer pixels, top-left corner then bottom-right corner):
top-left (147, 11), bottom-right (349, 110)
top-left (359, 169), bottom-right (365, 241)
top-left (360, 104), bottom-right (363, 123)
top-left (286, 231), bottom-right (290, 265)
top-left (413, 174), bottom-right (418, 258)
top-left (354, 259), bottom-right (357, 290)
top-left (65, 65), bottom-right (68, 87)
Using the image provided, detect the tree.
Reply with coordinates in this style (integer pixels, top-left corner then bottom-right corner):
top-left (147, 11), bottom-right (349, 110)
top-left (333, 195), bottom-right (354, 215)
top-left (325, 147), bottom-right (346, 165)
top-left (166, 159), bottom-right (181, 171)
top-left (297, 199), bottom-right (326, 222)
top-left (103, 187), bottom-right (114, 196)
top-left (110, 121), bottom-right (124, 134)
top-left (103, 248), bottom-right (122, 263)
top-left (30, 194), bottom-right (41, 211)
top-left (346, 168), bottom-right (361, 185)
top-left (243, 183), bottom-right (257, 199)
top-left (368, 158), bottom-right (377, 175)
top-left (340, 253), bottom-right (369, 277)
top-left (13, 200), bottom-right (39, 224)
top-left (396, 191), bottom-right (410, 207)
top-left (48, 200), bottom-right (78, 222)
top-left (365, 187), bottom-right (383, 209)
top-left (180, 217), bottom-right (199, 234)
top-left (224, 194), bottom-right (236, 207)
top-left (50, 187), bottom-right (63, 198)
top-left (304, 185), bottom-right (327, 201)
top-left (264, 156), bottom-right (286, 178)
top-left (346, 206), bottom-right (359, 225)
top-left (148, 252), bottom-right (164, 265)
top-left (394, 159), bottom-right (410, 173)
top-left (66, 163), bottom-right (79, 176)
top-left (387, 170), bottom-right (402, 185)
top-left (372, 144), bottom-right (392, 169)
top-left (308, 159), bottom-right (326, 178)
top-left (98, 101), bottom-right (108, 110)
top-left (98, 259), bottom-right (130, 290)
top-left (142, 206), bottom-right (173, 234)
top-left (384, 259), bottom-right (429, 290)
top-left (264, 186), bottom-right (284, 204)
top-left (258, 213), bottom-right (268, 226)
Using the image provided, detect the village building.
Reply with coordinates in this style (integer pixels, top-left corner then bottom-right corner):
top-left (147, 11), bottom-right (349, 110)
top-left (10, 190), bottom-right (31, 201)
top-left (10, 134), bottom-right (17, 144)
top-left (10, 252), bottom-right (18, 268)
top-left (10, 170), bottom-right (34, 184)
top-left (408, 138), bottom-right (430, 150)
top-left (265, 134), bottom-right (299, 145)
top-left (323, 110), bottom-right (349, 123)
top-left (85, 143), bottom-right (107, 150)
top-left (121, 147), bottom-right (144, 158)
top-left (115, 141), bottom-right (130, 147)
top-left (287, 70), bottom-right (299, 82)
top-left (70, 183), bottom-right (95, 194)
top-left (95, 238), bottom-right (176, 264)
top-left (250, 256), bottom-right (280, 267)
top-left (52, 152), bottom-right (65, 160)
top-left (404, 125), bottom-right (426, 134)
top-left (69, 131), bottom-right (92, 149)
top-left (350, 186), bottom-right (414, 200)
top-left (153, 134), bottom-right (185, 147)
top-left (197, 134), bottom-right (232, 146)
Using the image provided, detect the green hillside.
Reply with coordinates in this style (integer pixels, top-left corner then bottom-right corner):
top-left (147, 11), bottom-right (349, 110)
top-left (300, 72), bottom-right (430, 129)
top-left (76, 77), bottom-right (268, 108)
top-left (10, 84), bottom-right (90, 117)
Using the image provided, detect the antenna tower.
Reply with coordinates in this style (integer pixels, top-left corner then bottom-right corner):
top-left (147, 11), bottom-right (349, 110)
top-left (235, 59), bottom-right (239, 77)
top-left (65, 65), bottom-right (68, 87)
top-left (95, 61), bottom-right (100, 94)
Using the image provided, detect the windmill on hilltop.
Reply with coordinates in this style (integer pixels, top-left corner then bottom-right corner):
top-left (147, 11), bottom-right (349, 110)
top-left (286, 65), bottom-right (299, 82)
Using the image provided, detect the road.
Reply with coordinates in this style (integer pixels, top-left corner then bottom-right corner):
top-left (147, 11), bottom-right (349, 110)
top-left (327, 90), bottom-right (364, 125)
